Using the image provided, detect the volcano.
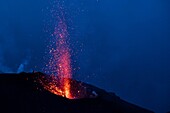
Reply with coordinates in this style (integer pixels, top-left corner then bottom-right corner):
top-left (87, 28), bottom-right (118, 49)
top-left (0, 72), bottom-right (154, 113)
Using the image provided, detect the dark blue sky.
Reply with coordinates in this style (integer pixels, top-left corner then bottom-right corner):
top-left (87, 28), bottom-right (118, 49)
top-left (0, 0), bottom-right (170, 112)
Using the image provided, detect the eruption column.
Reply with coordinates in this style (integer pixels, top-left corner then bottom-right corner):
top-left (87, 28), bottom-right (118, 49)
top-left (45, 7), bottom-right (73, 99)
top-left (54, 18), bottom-right (72, 99)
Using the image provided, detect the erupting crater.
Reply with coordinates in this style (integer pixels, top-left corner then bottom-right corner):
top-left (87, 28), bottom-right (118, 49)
top-left (43, 5), bottom-right (85, 99)
top-left (38, 73), bottom-right (98, 99)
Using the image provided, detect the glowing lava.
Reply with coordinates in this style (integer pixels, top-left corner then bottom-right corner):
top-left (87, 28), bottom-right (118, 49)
top-left (44, 5), bottom-right (73, 99)
top-left (53, 18), bottom-right (73, 99)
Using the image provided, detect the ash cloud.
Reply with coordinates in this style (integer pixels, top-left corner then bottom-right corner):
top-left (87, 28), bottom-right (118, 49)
top-left (17, 53), bottom-right (31, 73)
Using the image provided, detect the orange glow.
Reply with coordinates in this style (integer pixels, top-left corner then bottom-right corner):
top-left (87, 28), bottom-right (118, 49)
top-left (38, 74), bottom-right (88, 99)
top-left (39, 75), bottom-right (74, 99)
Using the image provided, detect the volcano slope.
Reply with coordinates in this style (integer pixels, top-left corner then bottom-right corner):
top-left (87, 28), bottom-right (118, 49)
top-left (0, 72), bottom-right (154, 113)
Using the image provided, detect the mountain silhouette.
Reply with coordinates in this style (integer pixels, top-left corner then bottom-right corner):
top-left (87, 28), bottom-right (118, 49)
top-left (0, 72), bottom-right (154, 113)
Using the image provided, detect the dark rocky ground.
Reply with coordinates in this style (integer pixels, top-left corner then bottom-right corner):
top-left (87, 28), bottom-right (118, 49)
top-left (0, 72), bottom-right (154, 113)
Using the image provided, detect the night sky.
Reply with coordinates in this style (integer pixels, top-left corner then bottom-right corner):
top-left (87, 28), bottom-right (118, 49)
top-left (0, 0), bottom-right (170, 113)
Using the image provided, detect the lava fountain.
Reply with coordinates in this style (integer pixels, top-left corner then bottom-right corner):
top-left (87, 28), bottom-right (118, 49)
top-left (43, 3), bottom-right (74, 99)
top-left (53, 17), bottom-right (72, 99)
